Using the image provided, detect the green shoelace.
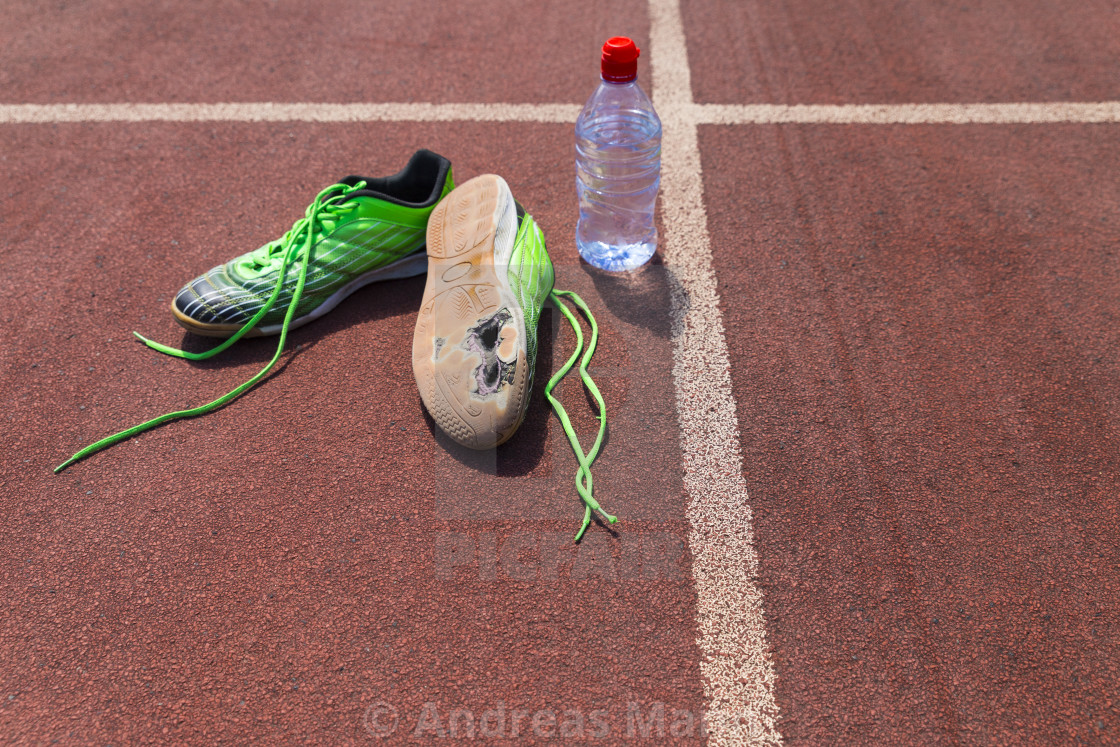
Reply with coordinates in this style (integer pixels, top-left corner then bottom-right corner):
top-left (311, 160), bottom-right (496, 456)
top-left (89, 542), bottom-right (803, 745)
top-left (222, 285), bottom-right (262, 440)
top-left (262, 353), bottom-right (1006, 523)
top-left (56, 189), bottom-right (616, 541)
top-left (545, 289), bottom-right (617, 542)
top-left (55, 180), bottom-right (368, 473)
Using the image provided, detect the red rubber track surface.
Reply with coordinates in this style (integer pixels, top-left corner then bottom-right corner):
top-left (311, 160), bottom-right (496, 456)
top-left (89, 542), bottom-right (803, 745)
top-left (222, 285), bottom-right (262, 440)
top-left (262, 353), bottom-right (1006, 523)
top-left (682, 0), bottom-right (1120, 104)
top-left (4, 0), bottom-right (1120, 743)
top-left (0, 0), bottom-right (649, 104)
top-left (0, 124), bottom-right (701, 743)
top-left (703, 123), bottom-right (1120, 743)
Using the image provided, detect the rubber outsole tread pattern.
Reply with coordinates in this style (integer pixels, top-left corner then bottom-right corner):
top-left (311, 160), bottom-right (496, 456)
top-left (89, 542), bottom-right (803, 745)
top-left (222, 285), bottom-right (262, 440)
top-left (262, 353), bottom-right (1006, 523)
top-left (412, 175), bottom-right (529, 450)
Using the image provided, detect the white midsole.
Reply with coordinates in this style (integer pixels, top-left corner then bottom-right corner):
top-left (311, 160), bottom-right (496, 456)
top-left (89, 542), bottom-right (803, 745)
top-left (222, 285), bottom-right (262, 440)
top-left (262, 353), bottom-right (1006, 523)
top-left (252, 249), bottom-right (428, 336)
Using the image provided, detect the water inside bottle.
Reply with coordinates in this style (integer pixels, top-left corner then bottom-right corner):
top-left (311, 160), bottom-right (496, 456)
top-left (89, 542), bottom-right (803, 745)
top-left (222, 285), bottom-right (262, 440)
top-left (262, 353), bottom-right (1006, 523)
top-left (575, 109), bottom-right (661, 272)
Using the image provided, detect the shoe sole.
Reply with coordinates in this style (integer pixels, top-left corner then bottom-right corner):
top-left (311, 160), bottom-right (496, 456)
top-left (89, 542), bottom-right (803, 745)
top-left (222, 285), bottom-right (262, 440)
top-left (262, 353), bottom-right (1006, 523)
top-left (412, 174), bottom-right (529, 450)
top-left (170, 249), bottom-right (430, 338)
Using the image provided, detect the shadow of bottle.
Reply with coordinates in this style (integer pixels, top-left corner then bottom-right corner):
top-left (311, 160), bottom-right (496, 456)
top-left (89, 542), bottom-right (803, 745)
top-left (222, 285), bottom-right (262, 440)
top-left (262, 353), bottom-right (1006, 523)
top-left (581, 252), bottom-right (689, 340)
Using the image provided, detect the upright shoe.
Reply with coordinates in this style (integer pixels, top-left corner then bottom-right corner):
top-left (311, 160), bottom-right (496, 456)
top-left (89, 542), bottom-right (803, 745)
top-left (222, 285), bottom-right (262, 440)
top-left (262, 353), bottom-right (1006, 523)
top-left (412, 173), bottom-right (553, 449)
top-left (412, 174), bottom-right (617, 540)
top-left (57, 149), bottom-right (453, 472)
top-left (173, 149), bottom-right (454, 337)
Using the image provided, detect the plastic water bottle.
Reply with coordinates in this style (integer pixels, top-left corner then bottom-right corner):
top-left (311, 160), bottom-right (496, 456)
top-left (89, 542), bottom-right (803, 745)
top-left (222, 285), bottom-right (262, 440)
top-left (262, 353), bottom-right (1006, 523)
top-left (575, 36), bottom-right (662, 272)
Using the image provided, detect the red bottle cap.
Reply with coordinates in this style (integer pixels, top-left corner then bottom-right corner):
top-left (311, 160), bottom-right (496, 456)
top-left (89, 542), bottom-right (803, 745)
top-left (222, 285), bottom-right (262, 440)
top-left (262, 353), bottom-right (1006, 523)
top-left (600, 37), bottom-right (640, 83)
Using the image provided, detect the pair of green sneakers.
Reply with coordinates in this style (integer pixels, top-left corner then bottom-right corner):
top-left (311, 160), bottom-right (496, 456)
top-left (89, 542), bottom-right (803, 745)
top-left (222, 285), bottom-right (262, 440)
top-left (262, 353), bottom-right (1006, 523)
top-left (57, 150), bottom-right (615, 541)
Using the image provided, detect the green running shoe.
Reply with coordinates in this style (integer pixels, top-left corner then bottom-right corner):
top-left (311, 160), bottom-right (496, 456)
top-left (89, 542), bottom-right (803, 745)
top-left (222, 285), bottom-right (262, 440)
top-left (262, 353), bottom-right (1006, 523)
top-left (173, 149), bottom-right (454, 337)
top-left (57, 150), bottom-right (453, 472)
top-left (412, 173), bottom-right (617, 540)
top-left (412, 173), bottom-right (553, 449)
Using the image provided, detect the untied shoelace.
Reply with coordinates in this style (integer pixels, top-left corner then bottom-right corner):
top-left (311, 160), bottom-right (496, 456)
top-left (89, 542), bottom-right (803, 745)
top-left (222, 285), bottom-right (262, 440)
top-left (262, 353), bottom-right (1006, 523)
top-left (55, 180), bottom-right (368, 472)
top-left (545, 289), bottom-right (618, 542)
top-left (56, 184), bottom-right (618, 541)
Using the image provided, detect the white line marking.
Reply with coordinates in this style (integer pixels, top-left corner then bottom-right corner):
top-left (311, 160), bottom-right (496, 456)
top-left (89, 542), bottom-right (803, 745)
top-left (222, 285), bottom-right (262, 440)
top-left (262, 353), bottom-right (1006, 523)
top-left (650, 0), bottom-right (782, 744)
top-left (11, 19), bottom-right (1104, 747)
top-left (5, 101), bottom-right (1120, 125)
top-left (0, 102), bottom-right (581, 124)
top-left (692, 101), bottom-right (1120, 124)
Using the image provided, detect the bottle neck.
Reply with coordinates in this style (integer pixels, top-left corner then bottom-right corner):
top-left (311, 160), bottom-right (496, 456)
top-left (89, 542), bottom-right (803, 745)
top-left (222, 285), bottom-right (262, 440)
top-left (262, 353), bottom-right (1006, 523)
top-left (600, 75), bottom-right (637, 86)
